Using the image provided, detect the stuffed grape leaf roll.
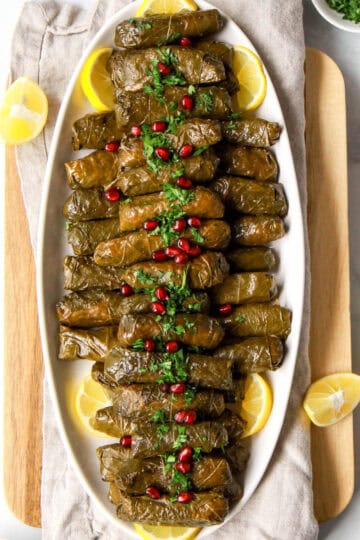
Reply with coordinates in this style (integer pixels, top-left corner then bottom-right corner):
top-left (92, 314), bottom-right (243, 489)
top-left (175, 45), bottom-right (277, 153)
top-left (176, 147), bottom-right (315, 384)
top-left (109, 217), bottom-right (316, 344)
top-left (94, 221), bottom-right (231, 267)
top-left (218, 144), bottom-right (278, 182)
top-left (93, 347), bottom-right (233, 390)
top-left (63, 256), bottom-right (125, 291)
top-left (222, 119), bottom-right (281, 147)
top-left (59, 325), bottom-right (118, 361)
top-left (232, 216), bottom-right (285, 245)
top-left (210, 272), bottom-right (277, 305)
top-left (117, 313), bottom-right (225, 349)
top-left (113, 490), bottom-right (229, 527)
top-left (214, 336), bottom-right (284, 374)
top-left (119, 187), bottom-right (224, 232)
top-left (211, 176), bottom-right (287, 216)
top-left (67, 219), bottom-right (122, 257)
top-left (226, 246), bottom-right (277, 271)
top-left (63, 189), bottom-right (121, 222)
top-left (114, 10), bottom-right (223, 49)
top-left (108, 47), bottom-right (226, 93)
top-left (220, 303), bottom-right (291, 338)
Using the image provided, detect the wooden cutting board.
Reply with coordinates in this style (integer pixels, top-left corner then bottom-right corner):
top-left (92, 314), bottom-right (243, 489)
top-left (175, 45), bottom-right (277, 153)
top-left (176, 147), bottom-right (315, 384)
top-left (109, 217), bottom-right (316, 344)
top-left (2, 47), bottom-right (353, 528)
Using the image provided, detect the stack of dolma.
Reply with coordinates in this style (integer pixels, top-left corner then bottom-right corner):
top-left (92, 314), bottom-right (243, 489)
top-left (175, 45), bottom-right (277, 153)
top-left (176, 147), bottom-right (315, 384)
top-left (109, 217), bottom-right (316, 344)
top-left (57, 7), bottom-right (291, 528)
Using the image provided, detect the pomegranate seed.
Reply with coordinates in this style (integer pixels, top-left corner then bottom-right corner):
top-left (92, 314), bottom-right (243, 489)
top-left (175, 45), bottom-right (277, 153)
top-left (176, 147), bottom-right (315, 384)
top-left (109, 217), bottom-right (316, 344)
top-left (173, 218), bottom-right (187, 232)
top-left (170, 382), bottom-right (186, 394)
top-left (150, 301), bottom-right (166, 316)
top-left (143, 219), bottom-right (159, 231)
top-left (165, 246), bottom-right (182, 258)
top-left (121, 284), bottom-right (134, 296)
top-left (187, 216), bottom-right (201, 228)
top-left (179, 144), bottom-right (194, 158)
top-left (175, 253), bottom-right (189, 264)
top-left (130, 125), bottom-right (141, 137)
top-left (155, 147), bottom-right (170, 161)
top-left (180, 95), bottom-right (194, 111)
top-left (166, 341), bottom-right (179, 353)
top-left (188, 245), bottom-right (201, 258)
top-left (151, 121), bottom-right (167, 133)
top-left (120, 435), bottom-right (132, 448)
top-left (176, 462), bottom-right (191, 474)
top-left (218, 304), bottom-right (233, 316)
top-left (184, 411), bottom-right (197, 424)
top-left (178, 237), bottom-right (191, 253)
top-left (179, 36), bottom-right (192, 47)
top-left (155, 287), bottom-right (169, 301)
top-left (146, 486), bottom-right (161, 500)
top-left (144, 339), bottom-right (156, 352)
top-left (159, 383), bottom-right (170, 393)
top-left (178, 446), bottom-right (193, 463)
top-left (176, 176), bottom-right (193, 189)
top-left (104, 188), bottom-right (121, 201)
top-left (177, 491), bottom-right (193, 503)
top-left (152, 249), bottom-right (168, 262)
top-left (157, 62), bottom-right (171, 76)
top-left (105, 141), bottom-right (119, 152)
top-left (174, 410), bottom-right (187, 423)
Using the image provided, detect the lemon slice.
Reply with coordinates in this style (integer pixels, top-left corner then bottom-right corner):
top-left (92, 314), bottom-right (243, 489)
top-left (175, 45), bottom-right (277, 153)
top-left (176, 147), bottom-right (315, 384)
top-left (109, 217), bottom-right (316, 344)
top-left (232, 45), bottom-right (267, 112)
top-left (0, 77), bottom-right (48, 145)
top-left (74, 374), bottom-right (112, 437)
top-left (134, 523), bottom-right (201, 540)
top-left (80, 47), bottom-right (114, 112)
top-left (227, 373), bottom-right (272, 438)
top-left (136, 0), bottom-right (198, 16)
top-left (303, 373), bottom-right (360, 427)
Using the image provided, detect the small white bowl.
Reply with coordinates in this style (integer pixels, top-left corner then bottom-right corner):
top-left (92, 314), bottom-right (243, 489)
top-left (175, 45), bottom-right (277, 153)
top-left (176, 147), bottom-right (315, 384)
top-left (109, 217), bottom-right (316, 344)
top-left (311, 0), bottom-right (360, 33)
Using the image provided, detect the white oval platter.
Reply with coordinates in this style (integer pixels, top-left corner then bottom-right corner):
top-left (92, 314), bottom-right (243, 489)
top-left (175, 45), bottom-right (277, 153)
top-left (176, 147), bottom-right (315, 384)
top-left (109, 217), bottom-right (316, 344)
top-left (36, 0), bottom-right (305, 537)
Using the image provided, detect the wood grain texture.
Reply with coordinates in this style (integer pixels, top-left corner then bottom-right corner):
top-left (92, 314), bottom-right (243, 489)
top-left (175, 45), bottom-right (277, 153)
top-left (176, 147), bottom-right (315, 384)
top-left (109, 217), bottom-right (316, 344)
top-left (3, 145), bottom-right (43, 527)
top-left (306, 47), bottom-right (353, 522)
top-left (2, 48), bottom-right (353, 527)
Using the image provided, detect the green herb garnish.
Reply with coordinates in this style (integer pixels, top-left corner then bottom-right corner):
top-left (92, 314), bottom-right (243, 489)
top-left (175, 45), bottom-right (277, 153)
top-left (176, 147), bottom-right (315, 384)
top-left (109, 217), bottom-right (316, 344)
top-left (327, 0), bottom-right (360, 23)
top-left (190, 227), bottom-right (205, 244)
top-left (193, 145), bottom-right (209, 156)
top-left (152, 409), bottom-right (167, 423)
top-left (131, 338), bottom-right (145, 350)
top-left (187, 84), bottom-right (196, 95)
top-left (235, 315), bottom-right (246, 323)
top-left (196, 91), bottom-right (213, 113)
top-left (128, 18), bottom-right (152, 30)
top-left (173, 425), bottom-right (188, 449)
top-left (157, 32), bottom-right (181, 46)
top-left (135, 269), bottom-right (158, 285)
top-left (184, 385), bottom-right (197, 405)
top-left (149, 205), bottom-right (186, 246)
top-left (163, 182), bottom-right (195, 205)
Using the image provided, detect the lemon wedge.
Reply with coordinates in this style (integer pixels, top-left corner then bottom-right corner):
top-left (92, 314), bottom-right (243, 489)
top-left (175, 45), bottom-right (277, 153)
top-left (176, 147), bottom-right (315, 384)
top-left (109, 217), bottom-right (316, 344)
top-left (226, 373), bottom-right (272, 438)
top-left (74, 374), bottom-right (112, 437)
top-left (0, 77), bottom-right (48, 145)
top-left (136, 0), bottom-right (198, 16)
top-left (303, 373), bottom-right (360, 427)
top-left (80, 47), bottom-right (114, 112)
top-left (134, 523), bottom-right (201, 540)
top-left (232, 45), bottom-right (267, 112)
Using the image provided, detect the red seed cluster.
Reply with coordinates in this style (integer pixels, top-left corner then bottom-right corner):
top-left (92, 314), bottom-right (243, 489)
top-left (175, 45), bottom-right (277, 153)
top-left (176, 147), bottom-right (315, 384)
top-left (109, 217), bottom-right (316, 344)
top-left (104, 187), bottom-right (121, 201)
top-left (105, 140), bottom-right (120, 152)
top-left (120, 284), bottom-right (134, 297)
top-left (174, 410), bottom-right (197, 424)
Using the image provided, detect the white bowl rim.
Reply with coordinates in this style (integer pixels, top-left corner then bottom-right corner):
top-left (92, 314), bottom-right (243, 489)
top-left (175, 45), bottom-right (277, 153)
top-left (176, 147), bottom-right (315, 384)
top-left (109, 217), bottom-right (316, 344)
top-left (311, 0), bottom-right (360, 33)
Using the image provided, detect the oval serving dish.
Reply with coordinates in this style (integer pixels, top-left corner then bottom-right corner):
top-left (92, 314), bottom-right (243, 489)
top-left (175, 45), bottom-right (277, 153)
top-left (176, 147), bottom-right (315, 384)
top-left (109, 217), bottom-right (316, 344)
top-left (36, 1), bottom-right (305, 537)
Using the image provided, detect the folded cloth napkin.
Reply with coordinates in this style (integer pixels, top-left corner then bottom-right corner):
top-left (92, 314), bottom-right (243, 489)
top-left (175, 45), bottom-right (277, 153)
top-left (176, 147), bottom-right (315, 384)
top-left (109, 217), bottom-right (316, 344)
top-left (11, 1), bottom-right (319, 538)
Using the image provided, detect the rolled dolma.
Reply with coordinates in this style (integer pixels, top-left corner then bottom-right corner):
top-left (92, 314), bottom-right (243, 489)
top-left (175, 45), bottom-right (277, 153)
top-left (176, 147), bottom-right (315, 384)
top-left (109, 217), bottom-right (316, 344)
top-left (102, 454), bottom-right (231, 493)
top-left (225, 440), bottom-right (250, 473)
top-left (226, 246), bottom-right (277, 271)
top-left (115, 10), bottom-right (223, 49)
top-left (117, 313), bottom-right (225, 349)
top-left (211, 176), bottom-right (288, 216)
top-left (210, 272), bottom-right (277, 305)
top-left (222, 119), bottom-right (281, 147)
top-left (63, 256), bottom-right (125, 291)
top-left (113, 490), bottom-right (229, 526)
top-left (59, 325), bottom-right (118, 361)
top-left (93, 347), bottom-right (233, 390)
top-left (112, 151), bottom-right (219, 196)
top-left (108, 47), bottom-right (226, 93)
top-left (232, 216), bottom-right (285, 245)
top-left (63, 189), bottom-right (120, 222)
top-left (72, 111), bottom-right (124, 151)
top-left (214, 336), bottom-right (284, 374)
top-left (220, 303), bottom-right (292, 338)
top-left (97, 421), bottom-right (228, 457)
top-left (194, 40), bottom-right (239, 95)
top-left (218, 145), bottom-right (278, 182)
top-left (122, 252), bottom-right (229, 290)
top-left (57, 290), bottom-right (209, 327)
top-left (91, 407), bottom-right (136, 438)
top-left (94, 221), bottom-right (231, 267)
top-left (67, 219), bottom-right (122, 256)
top-left (114, 86), bottom-right (232, 121)
top-left (109, 384), bottom-right (225, 421)
top-left (119, 187), bottom-right (224, 232)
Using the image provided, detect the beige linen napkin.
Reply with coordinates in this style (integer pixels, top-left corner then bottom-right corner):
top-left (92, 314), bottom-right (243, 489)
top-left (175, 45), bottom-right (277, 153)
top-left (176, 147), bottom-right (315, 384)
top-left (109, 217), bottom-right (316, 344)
top-left (11, 1), bottom-right (319, 538)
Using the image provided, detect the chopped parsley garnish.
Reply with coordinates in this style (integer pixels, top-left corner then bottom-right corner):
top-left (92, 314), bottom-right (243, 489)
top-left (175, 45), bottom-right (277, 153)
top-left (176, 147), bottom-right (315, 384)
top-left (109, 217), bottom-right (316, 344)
top-left (145, 53), bottom-right (186, 103)
top-left (135, 269), bottom-right (158, 285)
top-left (327, 0), bottom-right (360, 23)
top-left (163, 182), bottom-right (195, 205)
top-left (157, 31), bottom-right (181, 46)
top-left (131, 338), bottom-right (145, 351)
top-left (65, 222), bottom-right (71, 231)
top-left (122, 197), bottom-right (132, 204)
top-left (169, 100), bottom-right (178, 112)
top-left (173, 425), bottom-right (188, 449)
top-left (193, 145), bottom-right (209, 157)
top-left (170, 165), bottom-right (185, 179)
top-left (149, 205), bottom-right (187, 246)
top-left (235, 315), bottom-right (246, 323)
top-left (187, 84), bottom-right (196, 95)
top-left (184, 385), bottom-right (197, 405)
top-left (156, 423), bottom-right (170, 441)
top-left (196, 91), bottom-right (213, 113)
top-left (154, 349), bottom-right (189, 384)
top-left (231, 112), bottom-right (242, 120)
top-left (190, 227), bottom-right (205, 244)
top-left (152, 409), bottom-right (167, 423)
top-left (128, 18), bottom-right (152, 30)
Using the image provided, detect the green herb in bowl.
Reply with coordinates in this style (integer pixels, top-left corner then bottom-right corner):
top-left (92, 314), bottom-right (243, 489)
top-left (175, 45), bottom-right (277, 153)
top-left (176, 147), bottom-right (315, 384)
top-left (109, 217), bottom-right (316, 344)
top-left (327, 0), bottom-right (360, 23)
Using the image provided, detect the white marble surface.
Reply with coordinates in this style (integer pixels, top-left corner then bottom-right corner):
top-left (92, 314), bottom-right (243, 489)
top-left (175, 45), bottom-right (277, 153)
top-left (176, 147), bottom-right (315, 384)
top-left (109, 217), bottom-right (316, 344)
top-left (0, 1), bottom-right (359, 539)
